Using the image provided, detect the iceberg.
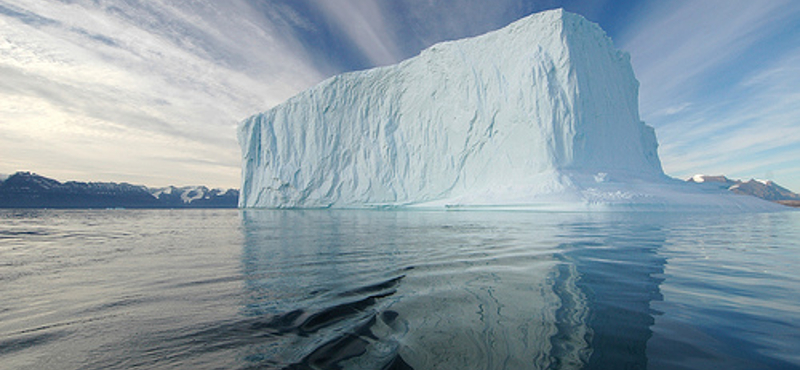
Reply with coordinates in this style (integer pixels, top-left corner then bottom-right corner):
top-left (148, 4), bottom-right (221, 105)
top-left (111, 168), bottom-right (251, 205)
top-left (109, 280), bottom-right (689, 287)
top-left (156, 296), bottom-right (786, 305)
top-left (238, 9), bottom-right (782, 211)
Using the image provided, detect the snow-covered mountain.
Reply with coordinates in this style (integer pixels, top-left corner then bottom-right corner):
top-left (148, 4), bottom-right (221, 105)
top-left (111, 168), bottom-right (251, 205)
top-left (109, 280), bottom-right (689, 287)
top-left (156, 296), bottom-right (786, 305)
top-left (149, 185), bottom-right (240, 207)
top-left (688, 175), bottom-right (800, 206)
top-left (0, 172), bottom-right (238, 208)
top-left (238, 9), bottom-right (781, 211)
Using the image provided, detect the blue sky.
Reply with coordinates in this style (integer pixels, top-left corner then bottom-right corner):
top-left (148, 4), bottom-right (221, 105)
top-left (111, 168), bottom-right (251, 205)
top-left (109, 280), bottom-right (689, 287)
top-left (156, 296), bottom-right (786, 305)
top-left (1, 0), bottom-right (799, 190)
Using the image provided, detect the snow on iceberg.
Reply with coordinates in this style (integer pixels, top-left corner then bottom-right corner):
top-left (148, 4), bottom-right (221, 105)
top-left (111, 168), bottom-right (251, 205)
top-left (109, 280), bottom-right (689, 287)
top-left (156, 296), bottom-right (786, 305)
top-left (238, 9), bottom-right (782, 211)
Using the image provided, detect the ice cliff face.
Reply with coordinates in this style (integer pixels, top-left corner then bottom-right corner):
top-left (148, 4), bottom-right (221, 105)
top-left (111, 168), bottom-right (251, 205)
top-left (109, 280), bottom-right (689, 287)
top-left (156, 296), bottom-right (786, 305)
top-left (238, 9), bottom-right (778, 211)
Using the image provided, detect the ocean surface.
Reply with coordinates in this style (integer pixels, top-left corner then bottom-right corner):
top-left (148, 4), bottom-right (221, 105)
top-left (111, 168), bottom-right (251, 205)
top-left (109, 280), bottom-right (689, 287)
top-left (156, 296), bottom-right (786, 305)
top-left (1, 208), bottom-right (799, 369)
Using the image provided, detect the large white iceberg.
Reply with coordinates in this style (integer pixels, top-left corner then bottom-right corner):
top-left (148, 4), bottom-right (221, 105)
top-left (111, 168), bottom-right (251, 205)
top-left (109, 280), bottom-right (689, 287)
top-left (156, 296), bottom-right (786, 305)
top-left (238, 9), bottom-right (781, 211)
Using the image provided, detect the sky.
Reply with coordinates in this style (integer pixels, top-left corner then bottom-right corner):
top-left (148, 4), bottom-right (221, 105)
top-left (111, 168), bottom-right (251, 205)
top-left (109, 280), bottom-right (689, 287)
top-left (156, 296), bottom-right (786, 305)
top-left (1, 0), bottom-right (799, 190)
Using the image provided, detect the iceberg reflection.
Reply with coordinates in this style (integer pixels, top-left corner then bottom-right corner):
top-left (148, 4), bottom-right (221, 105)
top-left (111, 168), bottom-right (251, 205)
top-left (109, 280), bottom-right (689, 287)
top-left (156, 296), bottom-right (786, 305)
top-left (239, 210), bottom-right (667, 369)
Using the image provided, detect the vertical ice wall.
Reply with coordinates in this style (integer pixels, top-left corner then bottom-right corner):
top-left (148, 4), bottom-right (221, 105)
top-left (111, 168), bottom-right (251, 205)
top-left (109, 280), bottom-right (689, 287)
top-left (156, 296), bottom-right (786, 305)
top-left (238, 9), bottom-right (664, 208)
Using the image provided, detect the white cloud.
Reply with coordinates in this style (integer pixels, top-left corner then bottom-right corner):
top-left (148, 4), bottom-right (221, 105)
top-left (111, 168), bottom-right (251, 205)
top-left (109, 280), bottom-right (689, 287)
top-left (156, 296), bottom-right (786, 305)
top-left (621, 0), bottom-right (796, 115)
top-left (311, 0), bottom-right (403, 66)
top-left (655, 48), bottom-right (800, 190)
top-left (618, 0), bottom-right (800, 190)
top-left (0, 0), bottom-right (324, 187)
top-left (653, 102), bottom-right (692, 117)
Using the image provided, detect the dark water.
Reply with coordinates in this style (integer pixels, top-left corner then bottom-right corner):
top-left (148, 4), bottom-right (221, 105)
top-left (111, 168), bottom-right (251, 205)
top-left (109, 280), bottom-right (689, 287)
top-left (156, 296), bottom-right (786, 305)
top-left (1, 209), bottom-right (799, 369)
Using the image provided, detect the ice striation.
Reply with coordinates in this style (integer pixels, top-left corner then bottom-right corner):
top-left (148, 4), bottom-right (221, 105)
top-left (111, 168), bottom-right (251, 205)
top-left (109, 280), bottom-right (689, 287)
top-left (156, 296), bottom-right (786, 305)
top-left (238, 9), bottom-right (783, 211)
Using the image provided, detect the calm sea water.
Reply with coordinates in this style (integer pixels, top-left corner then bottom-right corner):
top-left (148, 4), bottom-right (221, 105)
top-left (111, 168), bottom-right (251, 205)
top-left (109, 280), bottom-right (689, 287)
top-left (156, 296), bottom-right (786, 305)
top-left (1, 208), bottom-right (799, 369)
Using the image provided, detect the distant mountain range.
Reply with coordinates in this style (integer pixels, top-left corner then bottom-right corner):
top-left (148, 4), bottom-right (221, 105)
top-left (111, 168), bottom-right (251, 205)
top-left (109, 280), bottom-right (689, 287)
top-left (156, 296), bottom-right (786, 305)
top-left (0, 172), bottom-right (238, 209)
top-left (687, 175), bottom-right (800, 207)
top-left (1, 171), bottom-right (797, 209)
